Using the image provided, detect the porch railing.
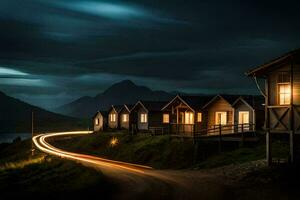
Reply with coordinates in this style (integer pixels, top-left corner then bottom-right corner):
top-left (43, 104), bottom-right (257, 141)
top-left (165, 123), bottom-right (255, 137)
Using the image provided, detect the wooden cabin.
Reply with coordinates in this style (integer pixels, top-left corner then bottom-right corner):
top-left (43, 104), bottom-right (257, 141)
top-left (247, 49), bottom-right (300, 164)
top-left (202, 95), bottom-right (264, 135)
top-left (161, 95), bottom-right (213, 135)
top-left (130, 101), bottom-right (167, 132)
top-left (202, 95), bottom-right (237, 135)
top-left (107, 105), bottom-right (122, 129)
top-left (118, 104), bottom-right (133, 130)
top-left (93, 111), bottom-right (107, 132)
top-left (232, 96), bottom-right (264, 132)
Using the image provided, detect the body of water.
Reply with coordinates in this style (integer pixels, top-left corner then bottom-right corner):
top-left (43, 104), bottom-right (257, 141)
top-left (0, 133), bottom-right (31, 144)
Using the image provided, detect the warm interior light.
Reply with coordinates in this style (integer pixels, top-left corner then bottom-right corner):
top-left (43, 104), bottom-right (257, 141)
top-left (122, 114), bottom-right (129, 122)
top-left (184, 112), bottom-right (194, 124)
top-left (140, 113), bottom-right (148, 123)
top-left (163, 114), bottom-right (169, 123)
top-left (279, 83), bottom-right (291, 105)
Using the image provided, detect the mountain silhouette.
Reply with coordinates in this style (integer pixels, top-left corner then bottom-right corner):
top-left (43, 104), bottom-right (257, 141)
top-left (55, 80), bottom-right (173, 118)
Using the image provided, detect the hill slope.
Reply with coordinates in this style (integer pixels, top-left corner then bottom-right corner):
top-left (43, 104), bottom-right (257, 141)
top-left (0, 91), bottom-right (86, 133)
top-left (55, 80), bottom-right (173, 118)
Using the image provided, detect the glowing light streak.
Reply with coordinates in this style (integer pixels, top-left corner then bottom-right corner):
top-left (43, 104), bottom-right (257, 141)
top-left (32, 131), bottom-right (152, 174)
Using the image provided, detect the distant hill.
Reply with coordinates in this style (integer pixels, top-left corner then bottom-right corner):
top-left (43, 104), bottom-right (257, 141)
top-left (55, 80), bottom-right (174, 118)
top-left (0, 91), bottom-right (88, 133)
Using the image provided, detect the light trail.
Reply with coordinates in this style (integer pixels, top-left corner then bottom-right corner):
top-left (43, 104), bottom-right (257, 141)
top-left (32, 131), bottom-right (153, 174)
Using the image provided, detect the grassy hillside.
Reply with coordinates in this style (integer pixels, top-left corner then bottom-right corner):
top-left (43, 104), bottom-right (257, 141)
top-left (0, 139), bottom-right (117, 199)
top-left (51, 132), bottom-right (290, 169)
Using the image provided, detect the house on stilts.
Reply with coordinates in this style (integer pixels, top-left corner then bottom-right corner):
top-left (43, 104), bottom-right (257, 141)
top-left (247, 48), bottom-right (300, 165)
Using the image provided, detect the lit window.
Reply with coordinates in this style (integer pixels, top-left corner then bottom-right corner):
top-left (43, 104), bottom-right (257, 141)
top-left (140, 113), bottom-right (148, 123)
top-left (110, 113), bottom-right (116, 122)
top-left (163, 114), bottom-right (169, 123)
top-left (278, 83), bottom-right (291, 105)
top-left (95, 118), bottom-right (99, 125)
top-left (197, 112), bottom-right (202, 122)
top-left (215, 112), bottom-right (227, 125)
top-left (122, 114), bottom-right (129, 122)
top-left (184, 112), bottom-right (194, 124)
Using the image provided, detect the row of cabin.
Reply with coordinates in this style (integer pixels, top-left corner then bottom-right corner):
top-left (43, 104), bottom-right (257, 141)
top-left (93, 95), bottom-right (264, 135)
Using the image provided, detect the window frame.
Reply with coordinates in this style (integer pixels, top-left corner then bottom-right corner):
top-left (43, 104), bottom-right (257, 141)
top-left (215, 111), bottom-right (227, 125)
top-left (95, 118), bottom-right (99, 125)
top-left (277, 83), bottom-right (291, 105)
top-left (110, 113), bottom-right (116, 122)
top-left (184, 112), bottom-right (194, 125)
top-left (122, 114), bottom-right (129, 122)
top-left (140, 113), bottom-right (148, 123)
top-left (163, 113), bottom-right (170, 123)
top-left (197, 112), bottom-right (202, 123)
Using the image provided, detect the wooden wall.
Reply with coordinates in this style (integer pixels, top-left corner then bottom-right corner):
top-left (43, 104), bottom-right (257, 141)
top-left (206, 97), bottom-right (234, 128)
top-left (119, 110), bottom-right (130, 130)
top-left (233, 101), bottom-right (254, 125)
top-left (94, 113), bottom-right (104, 131)
top-left (267, 62), bottom-right (300, 132)
top-left (137, 107), bottom-right (148, 130)
top-left (108, 110), bottom-right (118, 129)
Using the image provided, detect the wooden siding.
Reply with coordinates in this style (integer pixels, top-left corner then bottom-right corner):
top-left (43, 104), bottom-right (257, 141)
top-left (94, 113), bottom-right (104, 131)
top-left (233, 101), bottom-right (254, 125)
top-left (108, 110), bottom-right (118, 129)
top-left (137, 108), bottom-right (148, 130)
top-left (267, 63), bottom-right (300, 133)
top-left (206, 97), bottom-right (234, 128)
top-left (119, 110), bottom-right (130, 130)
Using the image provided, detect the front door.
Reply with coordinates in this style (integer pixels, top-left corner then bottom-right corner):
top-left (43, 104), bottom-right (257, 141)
top-left (238, 111), bottom-right (249, 131)
top-left (215, 112), bottom-right (227, 125)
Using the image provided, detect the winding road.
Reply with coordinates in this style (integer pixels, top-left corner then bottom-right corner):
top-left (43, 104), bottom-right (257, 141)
top-left (32, 131), bottom-right (235, 200)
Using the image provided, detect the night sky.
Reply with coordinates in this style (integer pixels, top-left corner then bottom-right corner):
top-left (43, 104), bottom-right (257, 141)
top-left (0, 0), bottom-right (299, 109)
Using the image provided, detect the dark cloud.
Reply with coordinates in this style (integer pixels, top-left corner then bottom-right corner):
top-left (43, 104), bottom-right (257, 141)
top-left (0, 0), bottom-right (300, 108)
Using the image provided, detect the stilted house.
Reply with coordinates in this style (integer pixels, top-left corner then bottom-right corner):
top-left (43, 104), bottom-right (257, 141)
top-left (161, 95), bottom-right (214, 135)
top-left (93, 111), bottom-right (107, 132)
top-left (118, 104), bottom-right (133, 130)
top-left (130, 101), bottom-right (167, 132)
top-left (107, 105), bottom-right (122, 129)
top-left (247, 49), bottom-right (300, 165)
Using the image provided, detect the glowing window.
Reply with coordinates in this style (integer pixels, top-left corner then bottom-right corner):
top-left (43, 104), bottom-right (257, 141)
top-left (215, 112), bottom-right (227, 125)
top-left (122, 114), bottom-right (129, 122)
top-left (197, 112), bottom-right (202, 122)
top-left (163, 114), bottom-right (169, 123)
top-left (140, 113), bottom-right (148, 123)
top-left (95, 118), bottom-right (99, 125)
top-left (278, 83), bottom-right (291, 105)
top-left (184, 112), bottom-right (194, 124)
top-left (110, 113), bottom-right (116, 122)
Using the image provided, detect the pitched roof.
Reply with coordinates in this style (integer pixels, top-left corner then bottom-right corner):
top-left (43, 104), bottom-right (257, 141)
top-left (203, 94), bottom-right (240, 108)
top-left (141, 101), bottom-right (168, 112)
top-left (107, 105), bottom-right (123, 113)
top-left (119, 104), bottom-right (134, 113)
top-left (246, 48), bottom-right (300, 77)
top-left (180, 95), bottom-right (215, 110)
top-left (239, 95), bottom-right (265, 110)
top-left (132, 100), bottom-right (167, 112)
top-left (93, 110), bottom-right (108, 119)
top-left (161, 95), bottom-right (215, 111)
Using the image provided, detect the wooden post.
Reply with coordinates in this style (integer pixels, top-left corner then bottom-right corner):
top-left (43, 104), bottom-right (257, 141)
top-left (31, 111), bottom-right (34, 156)
top-left (240, 123), bottom-right (245, 147)
top-left (265, 77), bottom-right (272, 166)
top-left (289, 57), bottom-right (295, 164)
top-left (218, 124), bottom-right (222, 153)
